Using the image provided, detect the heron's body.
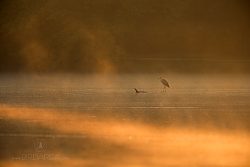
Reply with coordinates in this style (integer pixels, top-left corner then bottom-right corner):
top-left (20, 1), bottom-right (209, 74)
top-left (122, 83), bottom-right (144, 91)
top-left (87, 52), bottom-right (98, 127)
top-left (160, 77), bottom-right (170, 91)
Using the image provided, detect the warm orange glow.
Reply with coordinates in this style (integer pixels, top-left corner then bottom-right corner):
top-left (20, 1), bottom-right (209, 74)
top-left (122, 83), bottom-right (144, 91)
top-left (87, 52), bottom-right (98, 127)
top-left (0, 104), bottom-right (249, 167)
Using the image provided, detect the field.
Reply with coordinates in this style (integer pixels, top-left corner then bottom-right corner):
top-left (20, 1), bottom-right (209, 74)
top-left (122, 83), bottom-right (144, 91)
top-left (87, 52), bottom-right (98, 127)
top-left (0, 74), bottom-right (249, 167)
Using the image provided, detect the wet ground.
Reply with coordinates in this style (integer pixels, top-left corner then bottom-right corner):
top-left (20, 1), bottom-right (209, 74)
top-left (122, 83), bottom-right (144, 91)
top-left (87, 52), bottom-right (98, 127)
top-left (0, 74), bottom-right (249, 166)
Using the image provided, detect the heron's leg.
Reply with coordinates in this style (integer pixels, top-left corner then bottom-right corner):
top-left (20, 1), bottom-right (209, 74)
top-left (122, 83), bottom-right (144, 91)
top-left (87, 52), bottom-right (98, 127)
top-left (163, 86), bottom-right (166, 92)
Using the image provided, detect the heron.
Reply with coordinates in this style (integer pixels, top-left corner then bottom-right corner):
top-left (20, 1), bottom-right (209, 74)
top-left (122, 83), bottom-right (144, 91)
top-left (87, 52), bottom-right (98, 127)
top-left (160, 77), bottom-right (170, 92)
top-left (134, 88), bottom-right (147, 94)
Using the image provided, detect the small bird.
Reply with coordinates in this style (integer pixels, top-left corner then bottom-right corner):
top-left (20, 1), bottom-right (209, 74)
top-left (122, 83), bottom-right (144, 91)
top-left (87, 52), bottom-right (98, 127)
top-left (134, 88), bottom-right (147, 93)
top-left (160, 77), bottom-right (170, 92)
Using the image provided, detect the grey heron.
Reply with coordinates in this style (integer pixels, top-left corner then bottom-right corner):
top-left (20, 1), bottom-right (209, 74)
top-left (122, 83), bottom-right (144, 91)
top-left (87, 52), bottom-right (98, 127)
top-left (160, 77), bottom-right (170, 91)
top-left (134, 88), bottom-right (147, 93)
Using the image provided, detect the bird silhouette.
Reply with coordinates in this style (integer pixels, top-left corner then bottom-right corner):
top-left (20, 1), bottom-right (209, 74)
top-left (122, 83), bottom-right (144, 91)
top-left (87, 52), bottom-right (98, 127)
top-left (134, 88), bottom-right (147, 93)
top-left (160, 77), bottom-right (170, 92)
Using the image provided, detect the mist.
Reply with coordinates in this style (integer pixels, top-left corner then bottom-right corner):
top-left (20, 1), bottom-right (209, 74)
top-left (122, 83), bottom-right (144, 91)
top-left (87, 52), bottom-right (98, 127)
top-left (0, 0), bottom-right (249, 73)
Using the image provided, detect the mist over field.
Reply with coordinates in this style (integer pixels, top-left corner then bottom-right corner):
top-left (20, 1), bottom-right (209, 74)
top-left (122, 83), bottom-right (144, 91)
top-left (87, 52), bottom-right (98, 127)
top-left (0, 1), bottom-right (250, 167)
top-left (0, 0), bottom-right (249, 73)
